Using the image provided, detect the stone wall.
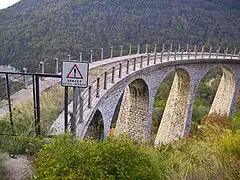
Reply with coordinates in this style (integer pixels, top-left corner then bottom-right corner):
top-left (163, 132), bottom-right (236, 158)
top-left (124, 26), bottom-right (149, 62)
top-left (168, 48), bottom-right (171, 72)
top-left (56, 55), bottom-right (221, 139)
top-left (209, 66), bottom-right (236, 116)
top-left (115, 79), bottom-right (149, 142)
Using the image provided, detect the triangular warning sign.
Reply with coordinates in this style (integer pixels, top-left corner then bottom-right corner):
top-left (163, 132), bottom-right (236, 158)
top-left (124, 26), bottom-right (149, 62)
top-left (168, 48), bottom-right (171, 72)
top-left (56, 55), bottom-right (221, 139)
top-left (66, 64), bottom-right (84, 79)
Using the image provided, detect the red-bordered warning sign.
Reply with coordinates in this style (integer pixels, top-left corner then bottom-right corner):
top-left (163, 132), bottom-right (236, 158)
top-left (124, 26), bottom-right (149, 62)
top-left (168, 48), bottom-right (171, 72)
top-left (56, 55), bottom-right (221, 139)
top-left (66, 64), bottom-right (84, 79)
top-left (61, 61), bottom-right (89, 88)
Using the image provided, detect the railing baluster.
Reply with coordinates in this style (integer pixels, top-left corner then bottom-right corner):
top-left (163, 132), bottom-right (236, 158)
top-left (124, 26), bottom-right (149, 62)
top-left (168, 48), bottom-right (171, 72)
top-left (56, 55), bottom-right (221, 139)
top-left (209, 46), bottom-right (212, 59)
top-left (120, 45), bottom-right (123, 57)
top-left (88, 86), bottom-right (92, 109)
top-left (104, 71), bottom-right (107, 90)
top-left (100, 48), bottom-right (104, 60)
top-left (234, 48), bottom-right (237, 55)
top-left (112, 67), bottom-right (115, 83)
top-left (110, 47), bottom-right (113, 58)
top-left (147, 53), bottom-right (150, 65)
top-left (133, 58), bottom-right (136, 71)
top-left (231, 51), bottom-right (233, 59)
top-left (181, 50), bottom-right (183, 59)
top-left (154, 52), bottom-right (157, 64)
top-left (140, 56), bottom-right (143, 68)
top-left (119, 63), bottom-right (122, 78)
top-left (195, 48), bottom-right (197, 59)
top-left (167, 50), bottom-right (170, 61)
top-left (174, 50), bottom-right (177, 60)
top-left (188, 49), bottom-right (190, 59)
top-left (161, 51), bottom-right (163, 62)
top-left (126, 60), bottom-right (129, 74)
top-left (96, 77), bottom-right (100, 98)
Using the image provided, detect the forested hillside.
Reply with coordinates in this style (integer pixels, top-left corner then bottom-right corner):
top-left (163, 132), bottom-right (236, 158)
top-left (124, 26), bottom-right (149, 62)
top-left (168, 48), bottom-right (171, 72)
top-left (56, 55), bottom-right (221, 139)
top-left (0, 0), bottom-right (240, 72)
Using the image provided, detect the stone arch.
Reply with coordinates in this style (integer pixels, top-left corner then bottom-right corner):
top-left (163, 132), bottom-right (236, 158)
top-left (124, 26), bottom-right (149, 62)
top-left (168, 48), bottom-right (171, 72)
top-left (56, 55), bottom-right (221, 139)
top-left (84, 109), bottom-right (104, 141)
top-left (109, 92), bottom-right (124, 137)
top-left (208, 65), bottom-right (236, 116)
top-left (114, 78), bottom-right (149, 142)
top-left (154, 68), bottom-right (192, 145)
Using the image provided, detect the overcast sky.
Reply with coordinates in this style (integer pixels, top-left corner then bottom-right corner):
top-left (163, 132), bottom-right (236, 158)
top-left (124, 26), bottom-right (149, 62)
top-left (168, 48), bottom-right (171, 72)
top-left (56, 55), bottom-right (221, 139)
top-left (0, 0), bottom-right (20, 9)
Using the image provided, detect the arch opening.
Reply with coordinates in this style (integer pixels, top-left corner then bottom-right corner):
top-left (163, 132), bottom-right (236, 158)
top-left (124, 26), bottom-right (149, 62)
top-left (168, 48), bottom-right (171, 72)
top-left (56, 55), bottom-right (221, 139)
top-left (154, 68), bottom-right (192, 146)
top-left (190, 65), bottom-right (236, 134)
top-left (84, 110), bottom-right (104, 141)
top-left (150, 72), bottom-right (175, 144)
top-left (114, 78), bottom-right (149, 142)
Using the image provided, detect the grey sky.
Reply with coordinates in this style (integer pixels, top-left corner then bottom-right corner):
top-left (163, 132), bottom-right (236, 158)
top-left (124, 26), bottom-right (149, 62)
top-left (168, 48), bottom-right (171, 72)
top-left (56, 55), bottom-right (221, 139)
top-left (0, 0), bottom-right (20, 9)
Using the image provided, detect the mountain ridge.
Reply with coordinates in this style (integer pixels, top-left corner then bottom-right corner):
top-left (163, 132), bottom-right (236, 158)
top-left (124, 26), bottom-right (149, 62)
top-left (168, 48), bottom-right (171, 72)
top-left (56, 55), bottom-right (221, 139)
top-left (0, 0), bottom-right (239, 72)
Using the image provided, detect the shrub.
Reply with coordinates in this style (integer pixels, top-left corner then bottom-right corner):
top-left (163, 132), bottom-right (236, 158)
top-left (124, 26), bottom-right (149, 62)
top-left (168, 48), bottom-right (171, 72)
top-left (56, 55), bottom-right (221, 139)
top-left (34, 134), bottom-right (160, 180)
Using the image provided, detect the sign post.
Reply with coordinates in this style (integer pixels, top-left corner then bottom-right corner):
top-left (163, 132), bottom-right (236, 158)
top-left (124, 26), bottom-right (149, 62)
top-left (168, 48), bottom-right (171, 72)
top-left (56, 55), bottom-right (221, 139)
top-left (61, 61), bottom-right (89, 139)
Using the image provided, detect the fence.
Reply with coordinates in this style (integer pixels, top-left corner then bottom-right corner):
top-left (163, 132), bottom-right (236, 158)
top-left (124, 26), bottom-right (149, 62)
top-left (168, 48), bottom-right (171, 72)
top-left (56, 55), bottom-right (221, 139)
top-left (0, 71), bottom-right (70, 137)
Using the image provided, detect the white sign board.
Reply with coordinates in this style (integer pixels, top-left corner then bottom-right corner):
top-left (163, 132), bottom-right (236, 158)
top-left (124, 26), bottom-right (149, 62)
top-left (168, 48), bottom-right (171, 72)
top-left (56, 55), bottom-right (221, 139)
top-left (61, 61), bottom-right (89, 88)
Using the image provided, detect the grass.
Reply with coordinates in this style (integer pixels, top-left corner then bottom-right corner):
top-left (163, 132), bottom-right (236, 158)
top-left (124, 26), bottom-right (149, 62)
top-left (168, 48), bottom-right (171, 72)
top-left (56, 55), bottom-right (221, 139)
top-left (0, 85), bottom-right (67, 154)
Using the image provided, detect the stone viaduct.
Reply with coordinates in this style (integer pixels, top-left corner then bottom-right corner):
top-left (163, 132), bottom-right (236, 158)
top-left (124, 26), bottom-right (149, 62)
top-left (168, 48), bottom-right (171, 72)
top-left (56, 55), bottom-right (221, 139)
top-left (50, 44), bottom-right (240, 146)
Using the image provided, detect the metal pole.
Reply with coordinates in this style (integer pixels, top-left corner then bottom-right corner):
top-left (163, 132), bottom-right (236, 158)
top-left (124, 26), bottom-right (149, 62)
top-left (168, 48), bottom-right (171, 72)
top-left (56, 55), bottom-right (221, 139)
top-left (186, 44), bottom-right (189, 52)
top-left (181, 50), bottom-right (183, 59)
top-left (35, 75), bottom-right (41, 136)
top-left (32, 75), bottom-right (37, 135)
top-left (72, 87), bottom-right (77, 139)
top-left (231, 51), bottom-right (233, 59)
top-left (64, 86), bottom-right (69, 133)
top-left (170, 44), bottom-right (173, 52)
top-left (6, 73), bottom-right (14, 135)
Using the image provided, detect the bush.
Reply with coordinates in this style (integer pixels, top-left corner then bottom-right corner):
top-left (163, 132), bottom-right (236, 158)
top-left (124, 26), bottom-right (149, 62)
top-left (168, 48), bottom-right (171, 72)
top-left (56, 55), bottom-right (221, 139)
top-left (34, 134), bottom-right (160, 180)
